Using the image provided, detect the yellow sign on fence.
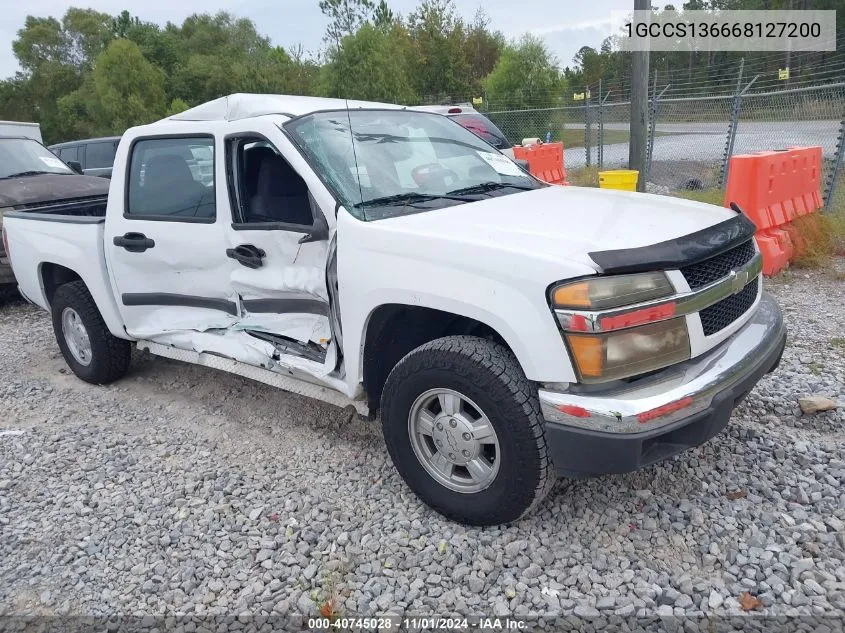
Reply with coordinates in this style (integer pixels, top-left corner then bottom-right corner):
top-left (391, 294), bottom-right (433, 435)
top-left (778, 68), bottom-right (790, 80)
top-left (573, 92), bottom-right (585, 101)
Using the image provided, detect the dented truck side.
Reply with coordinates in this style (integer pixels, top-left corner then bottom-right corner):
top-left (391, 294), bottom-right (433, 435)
top-left (2, 95), bottom-right (786, 526)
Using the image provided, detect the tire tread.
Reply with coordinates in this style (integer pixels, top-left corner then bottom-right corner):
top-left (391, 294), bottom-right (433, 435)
top-left (381, 335), bottom-right (556, 524)
top-left (52, 281), bottom-right (130, 384)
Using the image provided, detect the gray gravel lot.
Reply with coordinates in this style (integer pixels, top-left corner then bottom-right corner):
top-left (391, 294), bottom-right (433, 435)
top-left (1, 263), bottom-right (844, 624)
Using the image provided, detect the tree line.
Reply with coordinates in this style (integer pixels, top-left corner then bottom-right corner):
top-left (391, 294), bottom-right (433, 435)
top-left (0, 0), bottom-right (567, 145)
top-left (1, 0), bottom-right (843, 145)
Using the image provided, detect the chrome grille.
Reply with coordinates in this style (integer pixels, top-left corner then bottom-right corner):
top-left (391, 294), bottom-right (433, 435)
top-left (699, 280), bottom-right (759, 336)
top-left (681, 240), bottom-right (756, 290)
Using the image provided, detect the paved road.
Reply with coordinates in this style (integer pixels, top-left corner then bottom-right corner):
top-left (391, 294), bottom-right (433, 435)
top-left (564, 120), bottom-right (841, 175)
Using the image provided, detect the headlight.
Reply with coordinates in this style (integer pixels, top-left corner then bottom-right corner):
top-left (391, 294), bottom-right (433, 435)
top-left (565, 317), bottom-right (690, 382)
top-left (551, 272), bottom-right (673, 310)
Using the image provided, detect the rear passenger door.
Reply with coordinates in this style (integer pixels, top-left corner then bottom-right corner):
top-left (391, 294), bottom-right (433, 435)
top-left (105, 133), bottom-right (235, 340)
top-left (221, 120), bottom-right (335, 369)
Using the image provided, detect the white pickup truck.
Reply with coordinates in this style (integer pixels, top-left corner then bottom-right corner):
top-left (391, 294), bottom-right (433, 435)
top-left (3, 94), bottom-right (786, 525)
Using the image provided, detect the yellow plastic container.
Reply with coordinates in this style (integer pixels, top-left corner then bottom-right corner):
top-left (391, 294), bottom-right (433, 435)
top-left (598, 169), bottom-right (639, 191)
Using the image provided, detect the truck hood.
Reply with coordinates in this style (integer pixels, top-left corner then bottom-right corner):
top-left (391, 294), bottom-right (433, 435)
top-left (0, 173), bottom-right (110, 208)
top-left (380, 185), bottom-right (736, 271)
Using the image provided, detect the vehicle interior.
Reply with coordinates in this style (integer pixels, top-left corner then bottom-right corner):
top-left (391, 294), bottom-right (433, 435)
top-left (236, 142), bottom-right (313, 226)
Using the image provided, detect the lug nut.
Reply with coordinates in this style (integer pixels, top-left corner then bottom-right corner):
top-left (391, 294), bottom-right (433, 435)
top-left (436, 422), bottom-right (443, 430)
top-left (462, 450), bottom-right (471, 457)
top-left (449, 419), bottom-right (457, 428)
top-left (462, 432), bottom-right (471, 441)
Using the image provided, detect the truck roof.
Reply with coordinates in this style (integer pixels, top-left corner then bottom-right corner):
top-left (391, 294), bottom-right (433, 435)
top-left (166, 93), bottom-right (405, 122)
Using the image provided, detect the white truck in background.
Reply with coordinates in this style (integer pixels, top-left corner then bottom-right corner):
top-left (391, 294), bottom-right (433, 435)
top-left (2, 94), bottom-right (786, 525)
top-left (0, 121), bottom-right (43, 143)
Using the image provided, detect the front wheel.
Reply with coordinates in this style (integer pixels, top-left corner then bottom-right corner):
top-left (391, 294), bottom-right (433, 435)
top-left (381, 336), bottom-right (555, 525)
top-left (51, 281), bottom-right (131, 384)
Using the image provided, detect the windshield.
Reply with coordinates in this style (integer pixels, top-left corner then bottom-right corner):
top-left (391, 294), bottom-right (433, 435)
top-left (0, 138), bottom-right (73, 179)
top-left (285, 110), bottom-right (542, 220)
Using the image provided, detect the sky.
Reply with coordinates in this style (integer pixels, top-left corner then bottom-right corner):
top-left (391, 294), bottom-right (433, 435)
top-left (0, 0), bottom-right (632, 80)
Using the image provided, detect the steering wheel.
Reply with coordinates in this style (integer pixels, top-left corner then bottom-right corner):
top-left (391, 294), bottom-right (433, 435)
top-left (411, 163), bottom-right (459, 189)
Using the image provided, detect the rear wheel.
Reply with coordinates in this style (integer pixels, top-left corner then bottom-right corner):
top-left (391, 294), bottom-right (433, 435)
top-left (51, 281), bottom-right (130, 384)
top-left (381, 336), bottom-right (555, 525)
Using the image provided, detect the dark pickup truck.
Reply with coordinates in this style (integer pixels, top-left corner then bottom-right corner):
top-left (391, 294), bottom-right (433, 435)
top-left (0, 136), bottom-right (109, 293)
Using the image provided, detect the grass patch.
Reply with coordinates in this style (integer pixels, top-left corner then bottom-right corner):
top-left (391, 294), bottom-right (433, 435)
top-left (830, 337), bottom-right (845, 348)
top-left (558, 128), bottom-right (672, 149)
top-left (790, 211), bottom-right (845, 268)
top-left (674, 188), bottom-right (725, 206)
top-left (566, 166), bottom-right (600, 187)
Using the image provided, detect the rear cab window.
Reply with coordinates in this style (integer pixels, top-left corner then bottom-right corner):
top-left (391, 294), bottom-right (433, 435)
top-left (126, 137), bottom-right (216, 221)
top-left (451, 114), bottom-right (511, 150)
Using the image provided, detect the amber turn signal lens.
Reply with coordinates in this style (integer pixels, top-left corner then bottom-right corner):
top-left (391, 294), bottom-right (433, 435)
top-left (564, 317), bottom-right (690, 383)
top-left (565, 334), bottom-right (604, 377)
top-left (552, 282), bottom-right (591, 308)
top-left (551, 272), bottom-right (674, 310)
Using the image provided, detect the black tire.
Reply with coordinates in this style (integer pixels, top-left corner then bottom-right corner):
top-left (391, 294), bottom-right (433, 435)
top-left (51, 280), bottom-right (131, 384)
top-left (381, 335), bottom-right (555, 525)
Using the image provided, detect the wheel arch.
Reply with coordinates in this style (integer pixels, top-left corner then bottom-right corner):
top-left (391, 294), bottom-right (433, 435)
top-left (38, 261), bottom-right (128, 339)
top-left (361, 303), bottom-right (517, 411)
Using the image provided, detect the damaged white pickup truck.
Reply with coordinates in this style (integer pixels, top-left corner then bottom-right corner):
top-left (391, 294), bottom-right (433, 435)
top-left (3, 94), bottom-right (786, 525)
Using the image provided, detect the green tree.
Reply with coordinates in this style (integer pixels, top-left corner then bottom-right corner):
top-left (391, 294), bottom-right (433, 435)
top-left (407, 0), bottom-right (470, 101)
top-left (319, 23), bottom-right (417, 103)
top-left (319, 0), bottom-right (375, 47)
top-left (372, 0), bottom-right (396, 30)
top-left (62, 8), bottom-right (114, 68)
top-left (484, 35), bottom-right (563, 110)
top-left (462, 8), bottom-right (504, 96)
top-left (92, 39), bottom-right (167, 133)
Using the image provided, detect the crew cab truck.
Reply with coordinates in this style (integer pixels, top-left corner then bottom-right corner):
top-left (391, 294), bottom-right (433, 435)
top-left (2, 94), bottom-right (787, 526)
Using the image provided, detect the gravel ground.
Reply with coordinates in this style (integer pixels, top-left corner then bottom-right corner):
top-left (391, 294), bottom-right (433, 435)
top-left (1, 263), bottom-right (844, 628)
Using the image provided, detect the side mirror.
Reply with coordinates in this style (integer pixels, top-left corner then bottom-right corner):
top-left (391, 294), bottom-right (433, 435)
top-left (299, 193), bottom-right (330, 244)
top-left (298, 212), bottom-right (329, 244)
top-left (66, 160), bottom-right (83, 174)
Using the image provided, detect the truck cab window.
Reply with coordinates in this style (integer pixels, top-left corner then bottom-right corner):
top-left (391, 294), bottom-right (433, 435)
top-left (127, 137), bottom-right (215, 221)
top-left (233, 140), bottom-right (313, 226)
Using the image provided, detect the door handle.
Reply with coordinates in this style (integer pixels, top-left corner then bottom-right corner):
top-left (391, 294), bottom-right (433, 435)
top-left (226, 244), bottom-right (266, 269)
top-left (113, 232), bottom-right (155, 253)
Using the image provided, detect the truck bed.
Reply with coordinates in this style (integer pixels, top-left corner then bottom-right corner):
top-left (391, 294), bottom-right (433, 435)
top-left (2, 206), bottom-right (118, 333)
top-left (13, 195), bottom-right (107, 218)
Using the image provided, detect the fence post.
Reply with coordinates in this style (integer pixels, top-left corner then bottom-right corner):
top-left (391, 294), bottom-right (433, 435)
top-left (646, 71), bottom-right (658, 182)
top-left (647, 80), bottom-right (671, 184)
top-left (720, 58), bottom-right (745, 188)
top-left (825, 111), bottom-right (845, 209)
top-left (584, 94), bottom-right (592, 168)
top-left (598, 79), bottom-right (603, 169)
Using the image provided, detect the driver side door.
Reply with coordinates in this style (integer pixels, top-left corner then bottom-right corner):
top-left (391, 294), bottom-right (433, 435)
top-left (222, 121), bottom-right (337, 373)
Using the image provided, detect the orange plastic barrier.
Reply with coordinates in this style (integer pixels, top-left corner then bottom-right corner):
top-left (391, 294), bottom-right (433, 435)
top-left (724, 146), bottom-right (823, 275)
top-left (512, 142), bottom-right (568, 185)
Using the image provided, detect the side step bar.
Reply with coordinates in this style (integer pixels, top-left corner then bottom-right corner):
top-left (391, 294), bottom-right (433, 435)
top-left (137, 340), bottom-right (369, 415)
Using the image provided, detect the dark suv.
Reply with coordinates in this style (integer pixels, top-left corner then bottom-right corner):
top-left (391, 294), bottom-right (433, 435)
top-left (49, 136), bottom-right (121, 179)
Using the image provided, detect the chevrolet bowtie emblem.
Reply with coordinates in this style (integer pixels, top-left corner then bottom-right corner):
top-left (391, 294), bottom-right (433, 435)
top-left (729, 269), bottom-right (749, 295)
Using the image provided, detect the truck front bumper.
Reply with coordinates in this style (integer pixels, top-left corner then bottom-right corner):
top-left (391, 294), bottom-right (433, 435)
top-left (539, 292), bottom-right (786, 476)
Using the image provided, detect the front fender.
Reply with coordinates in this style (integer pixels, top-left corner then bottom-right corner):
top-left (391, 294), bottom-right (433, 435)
top-left (338, 227), bottom-right (588, 391)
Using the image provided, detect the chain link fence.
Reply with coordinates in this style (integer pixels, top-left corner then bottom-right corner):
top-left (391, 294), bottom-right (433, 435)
top-left (485, 81), bottom-right (845, 210)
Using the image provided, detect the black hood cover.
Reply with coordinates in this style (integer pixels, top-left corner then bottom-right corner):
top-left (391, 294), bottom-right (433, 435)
top-left (0, 173), bottom-right (110, 208)
top-left (588, 210), bottom-right (757, 274)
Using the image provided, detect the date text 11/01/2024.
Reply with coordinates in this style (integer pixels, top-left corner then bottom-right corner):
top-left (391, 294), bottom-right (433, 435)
top-left (308, 616), bottom-right (527, 630)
